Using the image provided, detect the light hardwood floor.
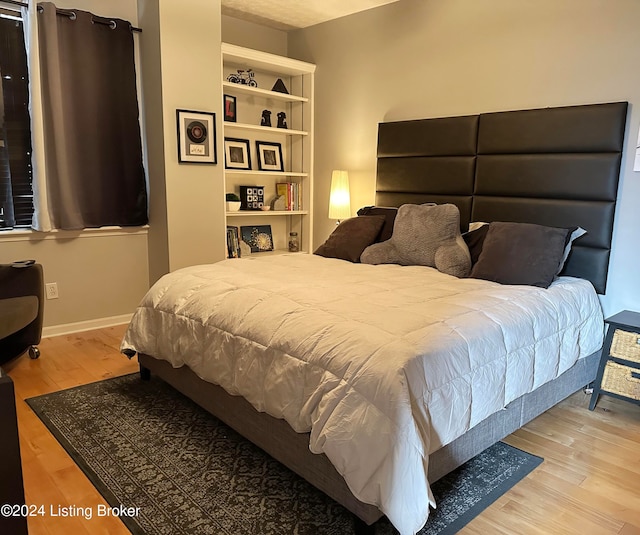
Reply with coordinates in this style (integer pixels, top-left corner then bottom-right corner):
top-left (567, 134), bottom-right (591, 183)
top-left (4, 325), bottom-right (640, 535)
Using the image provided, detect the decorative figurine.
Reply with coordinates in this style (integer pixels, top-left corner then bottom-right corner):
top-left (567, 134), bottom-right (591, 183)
top-left (272, 78), bottom-right (289, 94)
top-left (277, 112), bottom-right (288, 129)
top-left (261, 110), bottom-right (272, 127)
top-left (227, 69), bottom-right (258, 87)
top-left (271, 195), bottom-right (286, 211)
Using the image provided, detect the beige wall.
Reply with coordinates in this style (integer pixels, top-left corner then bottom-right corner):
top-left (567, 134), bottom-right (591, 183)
top-left (0, 231), bottom-right (148, 329)
top-left (140, 0), bottom-right (226, 286)
top-left (289, 0), bottom-right (640, 315)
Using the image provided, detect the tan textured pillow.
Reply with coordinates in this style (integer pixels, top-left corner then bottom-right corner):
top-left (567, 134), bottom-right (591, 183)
top-left (360, 203), bottom-right (471, 277)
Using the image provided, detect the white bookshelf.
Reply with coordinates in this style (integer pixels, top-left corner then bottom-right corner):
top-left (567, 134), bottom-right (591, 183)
top-left (221, 43), bottom-right (315, 257)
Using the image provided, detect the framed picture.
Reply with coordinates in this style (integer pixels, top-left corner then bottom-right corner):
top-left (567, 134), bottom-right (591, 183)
top-left (176, 109), bottom-right (216, 164)
top-left (223, 94), bottom-right (236, 122)
top-left (239, 185), bottom-right (265, 210)
top-left (224, 138), bottom-right (251, 170)
top-left (241, 225), bottom-right (274, 253)
top-left (256, 141), bottom-right (284, 172)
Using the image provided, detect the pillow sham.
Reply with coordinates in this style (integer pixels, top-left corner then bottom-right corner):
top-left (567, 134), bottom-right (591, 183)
top-left (469, 221), bottom-right (572, 288)
top-left (360, 203), bottom-right (471, 277)
top-left (314, 215), bottom-right (386, 262)
top-left (356, 206), bottom-right (398, 242)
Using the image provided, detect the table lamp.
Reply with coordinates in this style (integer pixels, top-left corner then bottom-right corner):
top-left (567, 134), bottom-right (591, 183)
top-left (328, 170), bottom-right (351, 225)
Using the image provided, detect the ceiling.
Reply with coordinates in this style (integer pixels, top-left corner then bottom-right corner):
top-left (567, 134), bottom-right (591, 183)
top-left (221, 0), bottom-right (402, 31)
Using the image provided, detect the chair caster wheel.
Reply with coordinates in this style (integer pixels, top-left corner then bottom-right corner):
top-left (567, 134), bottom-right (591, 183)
top-left (28, 346), bottom-right (40, 359)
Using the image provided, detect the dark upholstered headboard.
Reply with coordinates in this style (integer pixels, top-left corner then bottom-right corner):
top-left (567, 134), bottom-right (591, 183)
top-left (376, 102), bottom-right (628, 294)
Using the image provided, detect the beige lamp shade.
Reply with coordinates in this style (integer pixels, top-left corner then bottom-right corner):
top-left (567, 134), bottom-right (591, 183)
top-left (328, 170), bottom-right (351, 221)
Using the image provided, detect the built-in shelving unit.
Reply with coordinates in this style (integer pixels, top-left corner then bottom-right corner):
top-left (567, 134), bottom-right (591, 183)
top-left (221, 43), bottom-right (315, 257)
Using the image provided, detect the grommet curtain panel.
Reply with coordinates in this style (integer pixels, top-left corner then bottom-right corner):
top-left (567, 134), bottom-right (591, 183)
top-left (34, 2), bottom-right (147, 230)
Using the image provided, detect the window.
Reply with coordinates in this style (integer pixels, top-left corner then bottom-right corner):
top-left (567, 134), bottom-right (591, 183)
top-left (0, 8), bottom-right (33, 229)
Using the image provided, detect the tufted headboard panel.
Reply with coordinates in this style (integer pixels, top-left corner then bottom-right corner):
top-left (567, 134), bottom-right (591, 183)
top-left (376, 102), bottom-right (628, 293)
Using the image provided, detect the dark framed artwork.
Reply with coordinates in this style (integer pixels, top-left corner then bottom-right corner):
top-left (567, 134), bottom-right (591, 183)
top-left (224, 137), bottom-right (251, 170)
top-left (256, 141), bottom-right (284, 172)
top-left (241, 225), bottom-right (274, 252)
top-left (223, 94), bottom-right (237, 122)
top-left (239, 185), bottom-right (265, 210)
top-left (176, 109), bottom-right (216, 164)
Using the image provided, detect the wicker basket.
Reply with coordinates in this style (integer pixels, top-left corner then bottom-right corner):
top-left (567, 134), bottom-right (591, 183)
top-left (609, 329), bottom-right (640, 364)
top-left (601, 361), bottom-right (640, 400)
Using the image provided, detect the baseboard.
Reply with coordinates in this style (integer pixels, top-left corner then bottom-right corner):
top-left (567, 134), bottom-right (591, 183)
top-left (42, 314), bottom-right (132, 338)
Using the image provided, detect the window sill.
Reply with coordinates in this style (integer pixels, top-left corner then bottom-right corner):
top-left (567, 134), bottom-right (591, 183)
top-left (0, 225), bottom-right (149, 243)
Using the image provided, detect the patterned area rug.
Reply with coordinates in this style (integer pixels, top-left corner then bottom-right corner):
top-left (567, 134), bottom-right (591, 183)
top-left (27, 374), bottom-right (542, 535)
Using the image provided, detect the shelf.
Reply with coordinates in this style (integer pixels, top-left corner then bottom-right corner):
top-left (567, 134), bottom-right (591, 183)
top-left (222, 82), bottom-right (308, 103)
top-left (222, 43), bottom-right (316, 76)
top-left (226, 210), bottom-right (309, 217)
top-left (224, 170), bottom-right (308, 178)
top-left (224, 122), bottom-right (308, 136)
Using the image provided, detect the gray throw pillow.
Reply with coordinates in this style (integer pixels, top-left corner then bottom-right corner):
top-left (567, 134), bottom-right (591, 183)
top-left (314, 215), bottom-right (386, 262)
top-left (360, 203), bottom-right (471, 278)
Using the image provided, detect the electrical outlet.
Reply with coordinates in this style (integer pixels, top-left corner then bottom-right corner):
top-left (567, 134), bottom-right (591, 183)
top-left (45, 282), bottom-right (59, 300)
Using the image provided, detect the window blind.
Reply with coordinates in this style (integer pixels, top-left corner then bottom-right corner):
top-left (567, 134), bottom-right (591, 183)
top-left (0, 14), bottom-right (33, 229)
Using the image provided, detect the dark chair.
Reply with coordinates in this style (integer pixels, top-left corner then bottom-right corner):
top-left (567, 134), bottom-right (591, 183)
top-left (0, 260), bottom-right (43, 365)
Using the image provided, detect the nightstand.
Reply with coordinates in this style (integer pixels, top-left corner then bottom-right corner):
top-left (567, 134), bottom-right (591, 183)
top-left (589, 310), bottom-right (640, 410)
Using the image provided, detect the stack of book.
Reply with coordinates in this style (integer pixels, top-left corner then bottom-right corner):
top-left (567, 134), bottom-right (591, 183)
top-left (276, 182), bottom-right (302, 211)
top-left (226, 226), bottom-right (241, 258)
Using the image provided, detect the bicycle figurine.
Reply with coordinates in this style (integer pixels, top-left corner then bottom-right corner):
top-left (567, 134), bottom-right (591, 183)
top-left (227, 69), bottom-right (258, 87)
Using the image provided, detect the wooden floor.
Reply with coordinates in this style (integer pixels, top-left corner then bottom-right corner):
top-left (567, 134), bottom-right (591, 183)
top-left (4, 325), bottom-right (640, 535)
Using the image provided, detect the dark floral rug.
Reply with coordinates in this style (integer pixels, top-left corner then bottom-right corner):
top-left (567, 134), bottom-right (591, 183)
top-left (26, 374), bottom-right (542, 535)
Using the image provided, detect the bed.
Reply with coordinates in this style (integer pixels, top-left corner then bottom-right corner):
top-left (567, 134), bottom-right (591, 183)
top-left (121, 101), bottom-right (628, 535)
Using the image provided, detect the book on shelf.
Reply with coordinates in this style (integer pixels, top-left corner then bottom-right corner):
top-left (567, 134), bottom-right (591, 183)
top-left (276, 181), bottom-right (302, 211)
top-left (226, 226), bottom-right (241, 258)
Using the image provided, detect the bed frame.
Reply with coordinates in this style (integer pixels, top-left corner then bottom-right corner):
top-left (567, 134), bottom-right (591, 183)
top-left (139, 102), bottom-right (628, 532)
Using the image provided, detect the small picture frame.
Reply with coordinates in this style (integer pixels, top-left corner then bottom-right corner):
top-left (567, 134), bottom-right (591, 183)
top-left (239, 185), bottom-right (265, 210)
top-left (223, 94), bottom-right (236, 122)
top-left (224, 138), bottom-right (251, 170)
top-left (176, 109), bottom-right (216, 164)
top-left (256, 141), bottom-right (284, 172)
top-left (241, 225), bottom-right (274, 253)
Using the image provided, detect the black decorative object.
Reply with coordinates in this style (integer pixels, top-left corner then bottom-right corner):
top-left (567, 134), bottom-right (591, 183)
top-left (239, 186), bottom-right (265, 210)
top-left (227, 69), bottom-right (257, 87)
top-left (277, 112), bottom-right (288, 129)
top-left (241, 225), bottom-right (274, 252)
top-left (272, 78), bottom-right (289, 94)
top-left (261, 110), bottom-right (272, 127)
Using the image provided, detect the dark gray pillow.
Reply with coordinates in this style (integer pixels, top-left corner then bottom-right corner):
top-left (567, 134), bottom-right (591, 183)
top-left (314, 216), bottom-right (385, 262)
top-left (356, 206), bottom-right (398, 242)
top-left (469, 222), bottom-right (571, 288)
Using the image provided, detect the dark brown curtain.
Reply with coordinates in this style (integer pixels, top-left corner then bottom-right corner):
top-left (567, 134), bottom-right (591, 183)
top-left (37, 2), bottom-right (147, 229)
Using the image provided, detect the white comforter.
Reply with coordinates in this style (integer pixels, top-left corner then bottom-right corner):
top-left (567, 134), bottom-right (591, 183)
top-left (121, 254), bottom-right (604, 534)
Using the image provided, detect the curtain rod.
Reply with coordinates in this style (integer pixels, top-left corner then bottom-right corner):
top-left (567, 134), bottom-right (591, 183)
top-left (32, 4), bottom-right (143, 33)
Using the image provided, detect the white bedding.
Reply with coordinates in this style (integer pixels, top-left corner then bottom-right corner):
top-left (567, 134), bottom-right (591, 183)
top-left (121, 254), bottom-right (604, 535)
